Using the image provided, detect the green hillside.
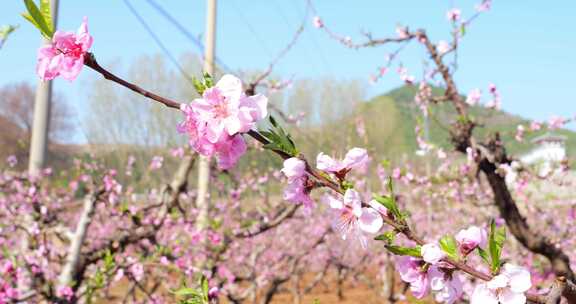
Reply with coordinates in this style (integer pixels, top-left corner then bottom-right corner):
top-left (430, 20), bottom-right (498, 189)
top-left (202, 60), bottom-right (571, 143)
top-left (291, 86), bottom-right (576, 164)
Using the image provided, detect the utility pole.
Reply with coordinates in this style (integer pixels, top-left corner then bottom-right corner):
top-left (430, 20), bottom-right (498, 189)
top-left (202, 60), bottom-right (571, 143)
top-left (29, 0), bottom-right (59, 175)
top-left (195, 0), bottom-right (216, 230)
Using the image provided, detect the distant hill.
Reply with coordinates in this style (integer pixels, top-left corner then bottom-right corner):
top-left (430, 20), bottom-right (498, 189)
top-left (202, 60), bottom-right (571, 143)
top-left (293, 86), bottom-right (576, 164)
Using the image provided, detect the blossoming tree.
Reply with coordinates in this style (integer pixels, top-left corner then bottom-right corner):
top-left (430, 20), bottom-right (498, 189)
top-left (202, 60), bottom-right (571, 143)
top-left (6, 0), bottom-right (576, 303)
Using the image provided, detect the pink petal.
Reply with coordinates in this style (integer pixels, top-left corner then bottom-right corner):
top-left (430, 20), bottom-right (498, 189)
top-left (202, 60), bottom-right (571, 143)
top-left (499, 288), bottom-right (526, 304)
top-left (502, 264), bottom-right (532, 293)
top-left (358, 207), bottom-right (383, 234)
top-left (343, 189), bottom-right (362, 217)
top-left (471, 283), bottom-right (498, 304)
top-left (216, 74), bottom-right (243, 101)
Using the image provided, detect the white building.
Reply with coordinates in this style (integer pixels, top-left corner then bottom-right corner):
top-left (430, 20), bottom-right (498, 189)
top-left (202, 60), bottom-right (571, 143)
top-left (520, 132), bottom-right (567, 176)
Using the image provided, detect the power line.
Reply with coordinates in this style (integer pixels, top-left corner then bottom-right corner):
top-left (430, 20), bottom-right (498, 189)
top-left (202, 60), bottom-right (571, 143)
top-left (290, 0), bottom-right (333, 74)
top-left (269, 0), bottom-right (322, 75)
top-left (143, 0), bottom-right (232, 73)
top-left (122, 0), bottom-right (193, 83)
top-left (228, 0), bottom-right (273, 59)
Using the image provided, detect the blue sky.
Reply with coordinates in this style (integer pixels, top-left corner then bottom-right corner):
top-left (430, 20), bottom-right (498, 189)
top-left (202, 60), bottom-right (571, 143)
top-left (1, 0), bottom-right (575, 142)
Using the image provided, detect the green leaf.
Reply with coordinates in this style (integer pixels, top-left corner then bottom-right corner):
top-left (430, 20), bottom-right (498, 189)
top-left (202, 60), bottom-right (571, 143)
top-left (174, 288), bottom-right (199, 297)
top-left (439, 235), bottom-right (459, 260)
top-left (477, 247), bottom-right (490, 265)
top-left (374, 231), bottom-right (396, 244)
top-left (0, 25), bottom-right (18, 40)
top-left (39, 0), bottom-right (52, 32)
top-left (488, 219), bottom-right (506, 273)
top-left (385, 245), bottom-right (422, 258)
top-left (21, 0), bottom-right (53, 38)
top-left (201, 275), bottom-right (209, 296)
top-left (202, 72), bottom-right (213, 88)
top-left (259, 118), bottom-right (298, 157)
top-left (373, 193), bottom-right (401, 220)
top-left (269, 115), bottom-right (278, 128)
top-left (192, 77), bottom-right (206, 95)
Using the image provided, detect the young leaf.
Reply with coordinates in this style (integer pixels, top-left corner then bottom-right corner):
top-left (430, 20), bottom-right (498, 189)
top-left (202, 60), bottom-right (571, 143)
top-left (201, 275), bottom-right (209, 297)
top-left (269, 115), bottom-right (278, 128)
top-left (373, 194), bottom-right (401, 220)
top-left (203, 72), bottom-right (214, 88)
top-left (385, 245), bottom-right (422, 258)
top-left (39, 0), bottom-right (53, 32)
top-left (477, 247), bottom-right (490, 265)
top-left (0, 25), bottom-right (18, 40)
top-left (374, 231), bottom-right (396, 244)
top-left (192, 77), bottom-right (206, 95)
top-left (174, 288), bottom-right (199, 297)
top-left (439, 235), bottom-right (458, 260)
top-left (21, 0), bottom-right (52, 39)
top-left (488, 219), bottom-right (506, 273)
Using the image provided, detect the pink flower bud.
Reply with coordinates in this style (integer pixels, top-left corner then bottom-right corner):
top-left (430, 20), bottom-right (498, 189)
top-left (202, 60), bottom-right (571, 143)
top-left (455, 226), bottom-right (487, 255)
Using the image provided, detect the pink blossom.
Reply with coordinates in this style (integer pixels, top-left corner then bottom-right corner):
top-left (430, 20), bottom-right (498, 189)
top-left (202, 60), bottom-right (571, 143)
top-left (471, 264), bottom-right (531, 304)
top-left (193, 75), bottom-right (267, 141)
top-left (282, 157), bottom-right (313, 208)
top-left (6, 155), bottom-right (17, 168)
top-left (283, 176), bottom-right (313, 208)
top-left (476, 0), bottom-right (492, 12)
top-left (446, 8), bottom-right (462, 22)
top-left (466, 88), bottom-right (482, 105)
top-left (213, 135), bottom-right (247, 170)
top-left (396, 26), bottom-right (409, 39)
top-left (530, 121), bottom-right (542, 131)
top-left (379, 67), bottom-right (388, 76)
top-left (455, 226), bottom-right (487, 255)
top-left (178, 74), bottom-right (267, 169)
top-left (401, 73), bottom-right (415, 84)
top-left (208, 286), bottom-right (219, 300)
top-left (325, 189), bottom-right (383, 248)
top-left (548, 116), bottom-right (565, 130)
top-left (171, 147), bottom-right (185, 158)
top-left (486, 83), bottom-right (501, 110)
top-left (281, 158), bottom-right (306, 181)
top-left (37, 17), bottom-right (93, 81)
top-left (316, 148), bottom-right (369, 174)
top-left (57, 286), bottom-right (74, 301)
top-left (437, 40), bottom-right (450, 55)
top-left (149, 156), bottom-right (164, 170)
top-left (489, 83), bottom-right (498, 94)
top-left (429, 266), bottom-right (463, 304)
top-left (392, 167), bottom-right (402, 179)
top-left (130, 262), bottom-right (145, 282)
top-left (312, 16), bottom-right (323, 28)
top-left (396, 256), bottom-right (429, 299)
top-left (421, 243), bottom-right (445, 265)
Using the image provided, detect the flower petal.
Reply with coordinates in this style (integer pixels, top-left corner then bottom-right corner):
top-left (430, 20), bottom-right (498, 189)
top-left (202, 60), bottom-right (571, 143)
top-left (502, 264), bottom-right (532, 293)
top-left (344, 189), bottom-right (362, 217)
top-left (470, 283), bottom-right (498, 304)
top-left (215, 74), bottom-right (243, 100)
top-left (487, 274), bottom-right (509, 290)
top-left (323, 194), bottom-right (343, 210)
top-left (358, 207), bottom-right (383, 234)
top-left (499, 288), bottom-right (526, 304)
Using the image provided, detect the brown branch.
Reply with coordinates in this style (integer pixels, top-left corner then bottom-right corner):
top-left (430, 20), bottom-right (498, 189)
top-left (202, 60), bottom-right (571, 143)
top-left (84, 53), bottom-right (182, 110)
top-left (233, 203), bottom-right (301, 238)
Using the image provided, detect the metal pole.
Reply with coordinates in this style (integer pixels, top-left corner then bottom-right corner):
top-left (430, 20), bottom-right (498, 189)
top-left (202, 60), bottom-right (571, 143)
top-left (195, 0), bottom-right (216, 229)
top-left (29, 0), bottom-right (59, 175)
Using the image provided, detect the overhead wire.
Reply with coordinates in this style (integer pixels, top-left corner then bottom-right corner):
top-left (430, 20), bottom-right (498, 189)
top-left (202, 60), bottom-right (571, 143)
top-left (291, 0), bottom-right (333, 74)
top-left (122, 0), bottom-right (194, 83)
top-left (228, 0), bottom-right (274, 59)
top-left (143, 0), bottom-right (232, 73)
